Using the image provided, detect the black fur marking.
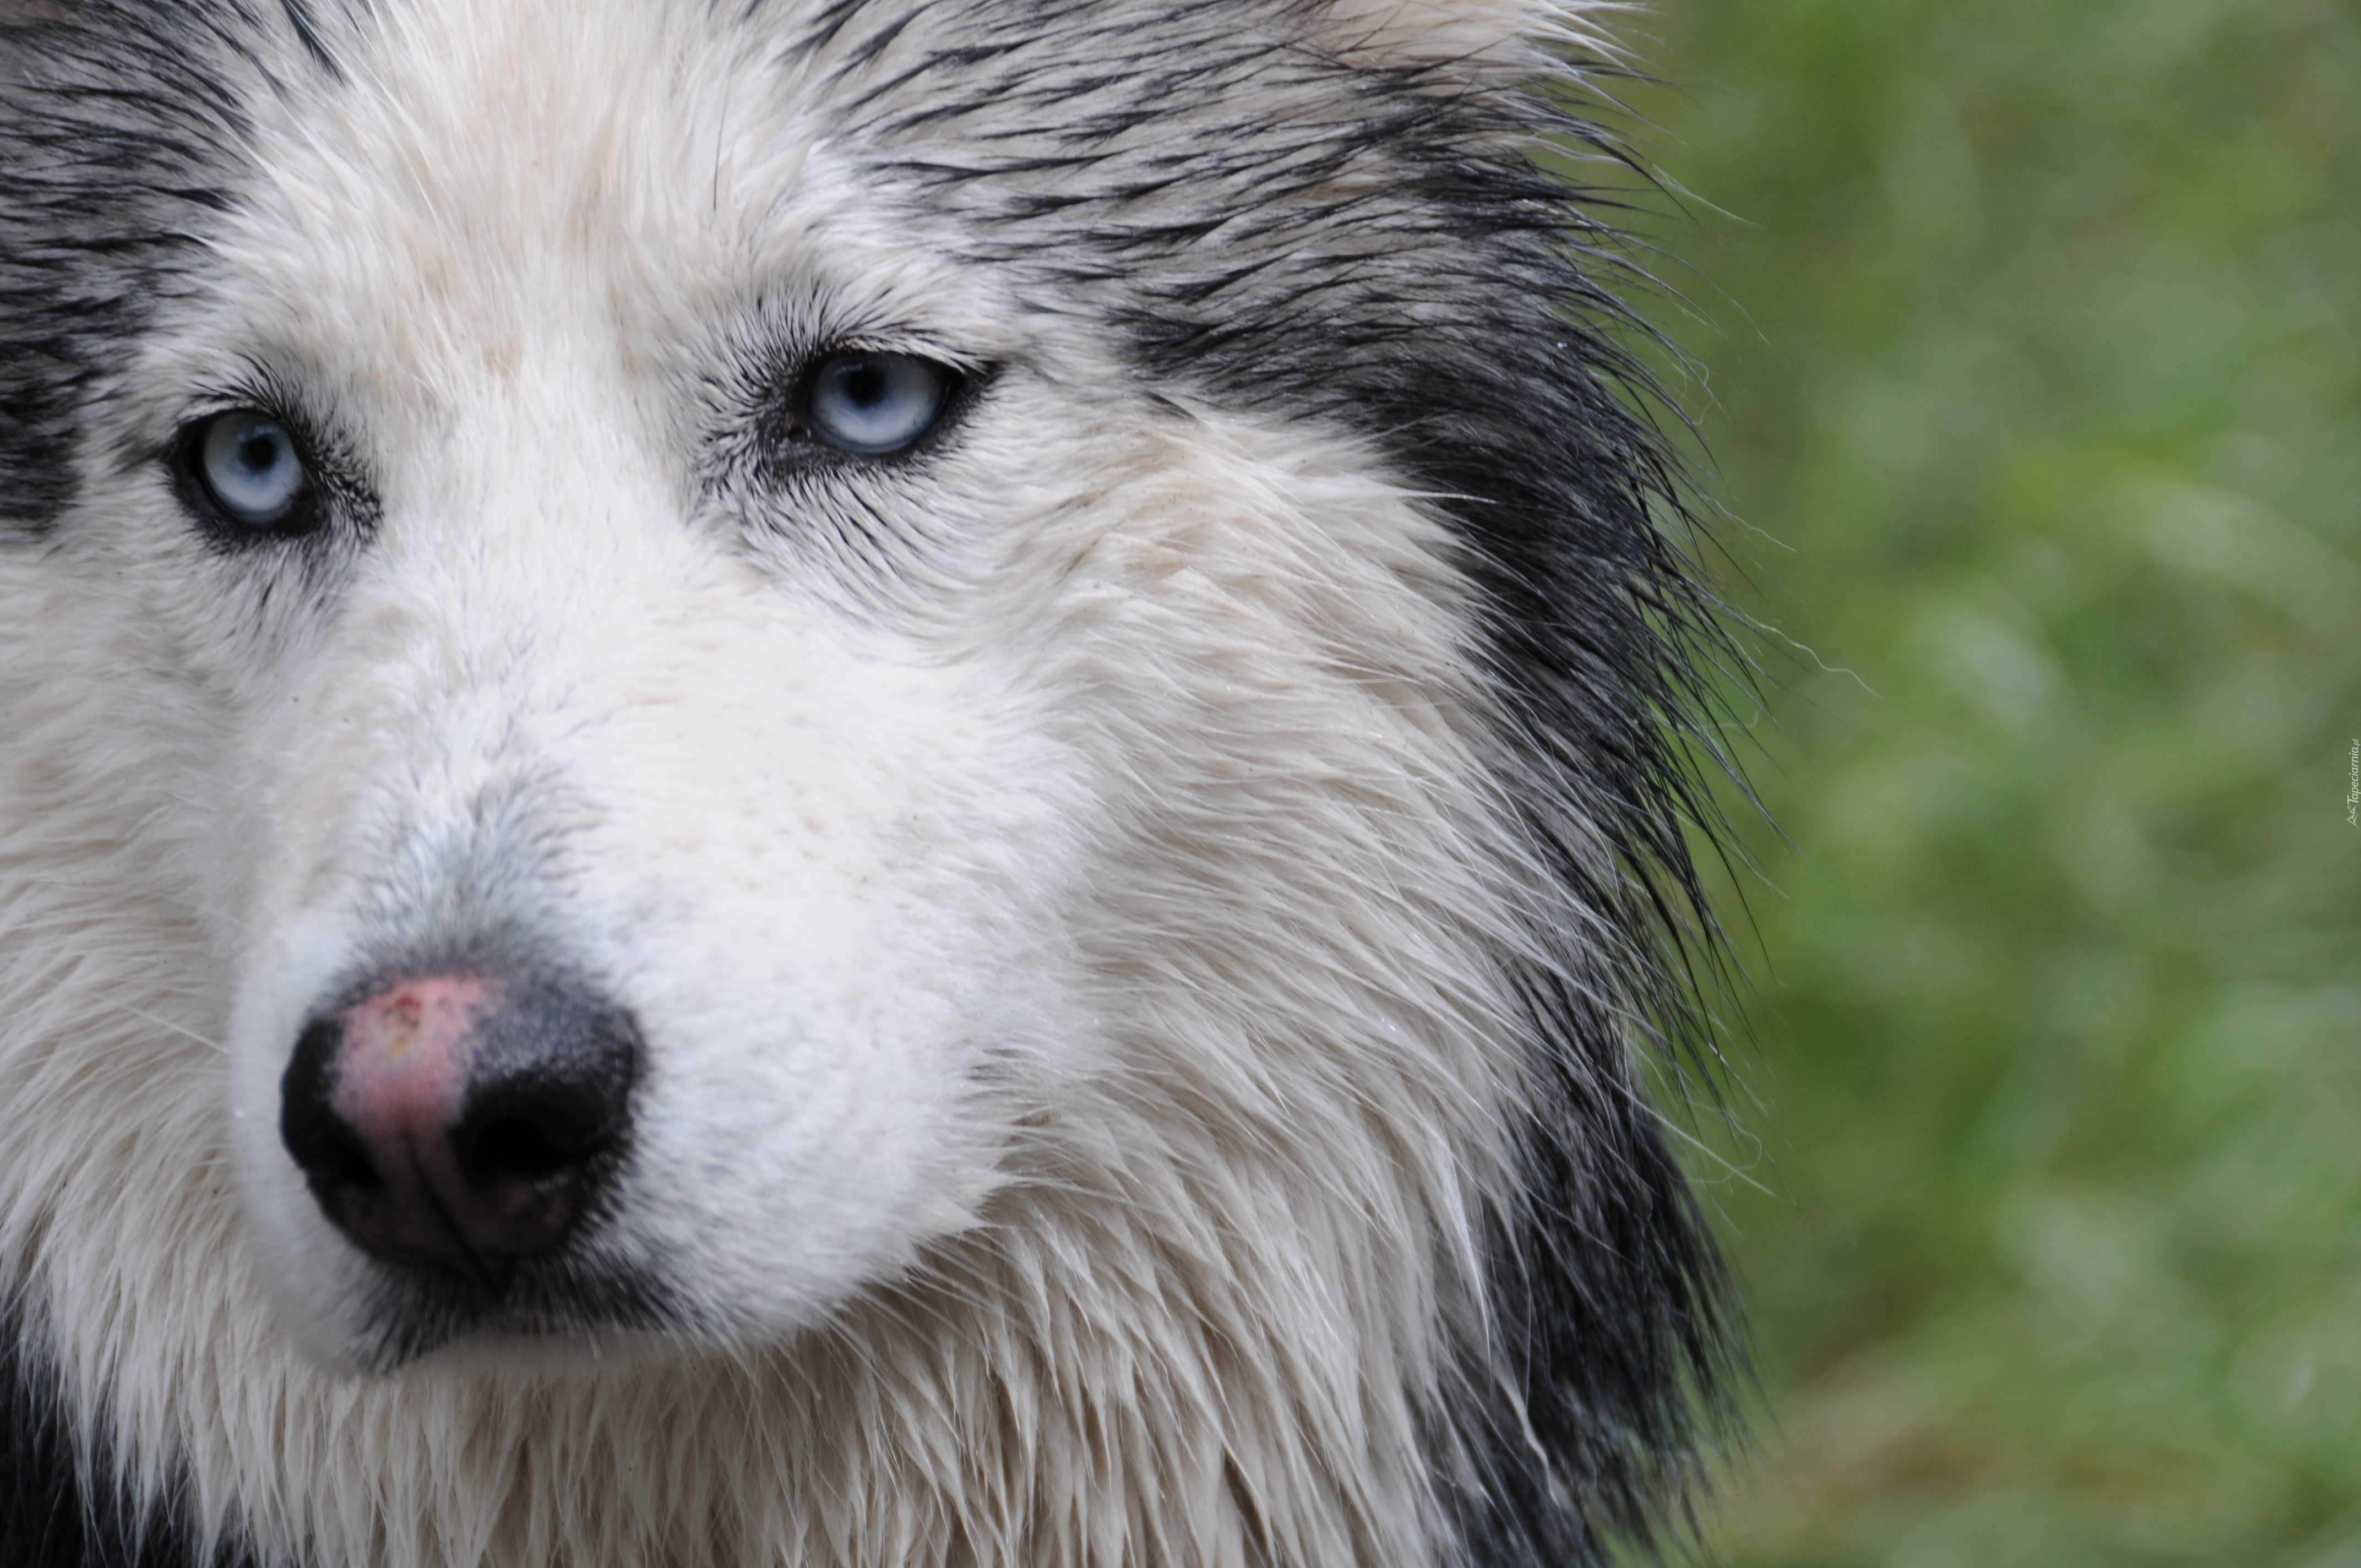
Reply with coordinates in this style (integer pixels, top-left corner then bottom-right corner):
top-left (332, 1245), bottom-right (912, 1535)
top-left (1, 1304), bottom-right (260, 1568)
top-left (0, 7), bottom-right (243, 538)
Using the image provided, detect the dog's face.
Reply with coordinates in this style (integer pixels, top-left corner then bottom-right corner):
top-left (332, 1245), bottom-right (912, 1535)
top-left (0, 3), bottom-right (1745, 1556)
top-left (19, 0), bottom-right (1490, 1372)
top-left (200, 3), bottom-right (1095, 1366)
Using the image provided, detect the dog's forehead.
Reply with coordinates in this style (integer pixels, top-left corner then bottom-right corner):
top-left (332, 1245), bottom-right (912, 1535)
top-left (206, 0), bottom-right (958, 389)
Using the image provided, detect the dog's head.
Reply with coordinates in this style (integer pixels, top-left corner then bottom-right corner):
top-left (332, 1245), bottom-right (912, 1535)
top-left (1, 0), bottom-right (1732, 1559)
top-left (174, 0), bottom-right (1530, 1371)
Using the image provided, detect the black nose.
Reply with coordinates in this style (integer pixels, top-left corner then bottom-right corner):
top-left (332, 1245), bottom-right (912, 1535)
top-left (280, 970), bottom-right (641, 1281)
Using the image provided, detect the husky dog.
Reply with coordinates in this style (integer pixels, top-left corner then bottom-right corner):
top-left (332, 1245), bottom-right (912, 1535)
top-left (0, 1), bottom-right (1740, 1563)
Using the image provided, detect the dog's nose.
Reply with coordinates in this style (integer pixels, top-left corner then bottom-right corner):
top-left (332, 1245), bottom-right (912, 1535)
top-left (280, 971), bottom-right (641, 1278)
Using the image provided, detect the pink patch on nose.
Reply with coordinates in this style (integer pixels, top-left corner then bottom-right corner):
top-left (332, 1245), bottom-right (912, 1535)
top-left (329, 975), bottom-right (493, 1146)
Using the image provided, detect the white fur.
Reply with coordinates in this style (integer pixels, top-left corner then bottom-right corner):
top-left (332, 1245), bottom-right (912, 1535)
top-left (0, 1), bottom-right (1620, 1562)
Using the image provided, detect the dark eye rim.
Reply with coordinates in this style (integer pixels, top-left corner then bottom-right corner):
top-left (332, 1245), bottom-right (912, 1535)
top-left (168, 405), bottom-right (328, 547)
top-left (766, 348), bottom-right (980, 471)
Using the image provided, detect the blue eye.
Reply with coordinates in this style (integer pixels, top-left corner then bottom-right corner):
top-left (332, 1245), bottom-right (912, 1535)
top-left (195, 411), bottom-right (308, 526)
top-left (803, 353), bottom-right (953, 455)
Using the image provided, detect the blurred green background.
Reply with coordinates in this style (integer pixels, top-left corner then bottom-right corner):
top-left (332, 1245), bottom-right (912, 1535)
top-left (1616, 1), bottom-right (2361, 1562)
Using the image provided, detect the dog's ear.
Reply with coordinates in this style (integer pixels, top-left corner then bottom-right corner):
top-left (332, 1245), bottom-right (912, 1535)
top-left (1309, 0), bottom-right (1587, 71)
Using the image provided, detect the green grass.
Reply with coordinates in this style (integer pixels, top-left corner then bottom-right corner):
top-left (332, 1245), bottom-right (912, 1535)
top-left (1607, 1), bottom-right (2361, 1561)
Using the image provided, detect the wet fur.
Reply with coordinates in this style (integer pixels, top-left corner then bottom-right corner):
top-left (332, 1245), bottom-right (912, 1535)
top-left (0, 2), bottom-right (1739, 1564)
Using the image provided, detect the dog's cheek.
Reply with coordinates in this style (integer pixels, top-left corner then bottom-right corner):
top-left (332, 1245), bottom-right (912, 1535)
top-left (553, 637), bottom-right (1086, 1321)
